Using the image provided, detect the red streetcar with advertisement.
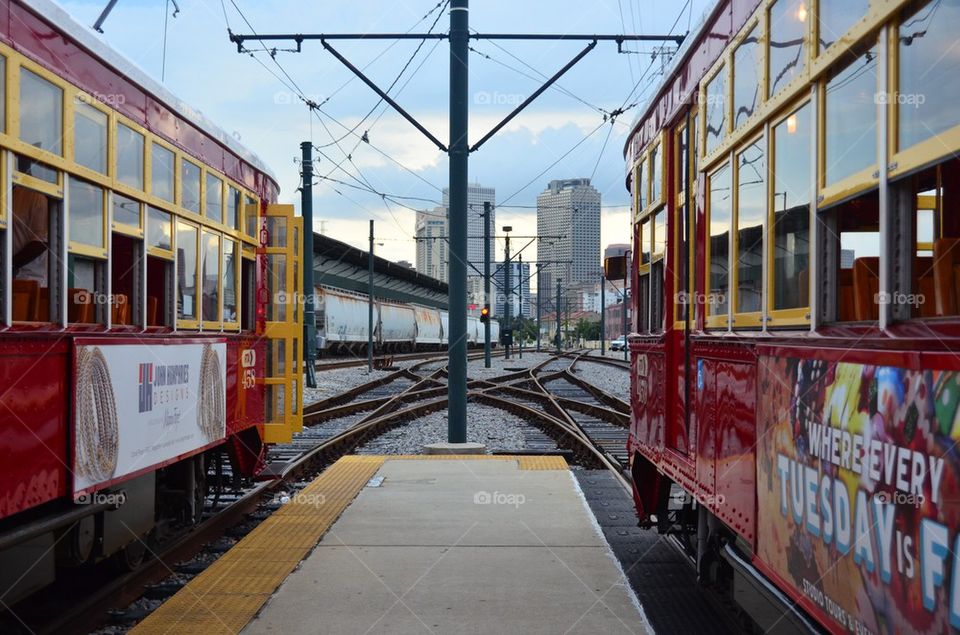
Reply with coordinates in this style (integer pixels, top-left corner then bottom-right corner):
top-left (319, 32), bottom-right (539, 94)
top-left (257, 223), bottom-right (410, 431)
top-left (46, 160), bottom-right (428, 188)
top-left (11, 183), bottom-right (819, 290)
top-left (0, 0), bottom-right (302, 604)
top-left (625, 0), bottom-right (960, 632)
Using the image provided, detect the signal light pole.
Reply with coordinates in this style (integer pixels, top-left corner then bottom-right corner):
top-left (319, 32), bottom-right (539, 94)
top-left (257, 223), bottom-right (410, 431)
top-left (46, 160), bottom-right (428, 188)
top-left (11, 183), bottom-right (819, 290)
top-left (483, 201), bottom-right (492, 368)
top-left (230, 9), bottom-right (684, 443)
top-left (503, 225), bottom-right (512, 360)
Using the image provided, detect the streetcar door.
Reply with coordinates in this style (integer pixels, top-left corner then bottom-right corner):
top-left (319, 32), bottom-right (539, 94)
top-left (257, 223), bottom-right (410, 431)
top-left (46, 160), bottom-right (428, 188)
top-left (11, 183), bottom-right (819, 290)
top-left (260, 204), bottom-right (303, 443)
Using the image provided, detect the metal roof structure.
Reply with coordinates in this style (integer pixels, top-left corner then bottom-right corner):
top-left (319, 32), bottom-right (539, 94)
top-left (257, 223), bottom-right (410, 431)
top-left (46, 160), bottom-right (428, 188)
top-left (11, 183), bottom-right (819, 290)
top-left (313, 233), bottom-right (448, 309)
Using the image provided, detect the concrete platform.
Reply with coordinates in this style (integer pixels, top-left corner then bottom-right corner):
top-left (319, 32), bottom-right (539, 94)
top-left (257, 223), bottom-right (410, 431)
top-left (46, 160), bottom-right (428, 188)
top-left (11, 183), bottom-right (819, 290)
top-left (246, 458), bottom-right (649, 634)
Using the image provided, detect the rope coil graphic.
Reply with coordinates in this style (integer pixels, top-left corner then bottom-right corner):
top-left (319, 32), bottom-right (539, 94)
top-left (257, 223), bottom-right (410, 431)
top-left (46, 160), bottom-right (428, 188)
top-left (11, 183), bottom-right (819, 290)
top-left (75, 346), bottom-right (119, 482)
top-left (198, 343), bottom-right (225, 442)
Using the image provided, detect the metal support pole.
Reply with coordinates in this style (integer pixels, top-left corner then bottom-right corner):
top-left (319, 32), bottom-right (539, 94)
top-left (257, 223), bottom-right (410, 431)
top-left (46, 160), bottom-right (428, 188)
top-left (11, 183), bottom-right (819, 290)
top-left (483, 201), bottom-right (491, 368)
top-left (504, 231), bottom-right (511, 360)
top-left (555, 278), bottom-right (561, 354)
top-left (301, 142), bottom-right (317, 389)
top-left (536, 267), bottom-right (541, 352)
top-left (600, 272), bottom-right (606, 355)
top-left (447, 0), bottom-right (469, 443)
top-left (368, 219), bottom-right (374, 373)
top-left (518, 253), bottom-right (523, 359)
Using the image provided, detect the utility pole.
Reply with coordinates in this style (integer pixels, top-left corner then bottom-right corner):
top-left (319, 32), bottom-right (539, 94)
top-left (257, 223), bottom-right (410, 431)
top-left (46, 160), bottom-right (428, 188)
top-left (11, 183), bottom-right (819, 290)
top-left (229, 14), bottom-right (684, 443)
top-left (503, 225), bottom-right (512, 360)
top-left (368, 220), bottom-right (375, 372)
top-left (518, 253), bottom-right (523, 359)
top-left (555, 278), bottom-right (561, 354)
top-left (483, 201), bottom-right (491, 369)
top-left (300, 142), bottom-right (317, 388)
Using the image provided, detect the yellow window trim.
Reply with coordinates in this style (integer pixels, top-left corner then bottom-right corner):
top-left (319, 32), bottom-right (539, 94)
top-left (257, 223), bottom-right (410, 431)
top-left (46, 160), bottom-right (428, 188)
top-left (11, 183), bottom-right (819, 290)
top-left (12, 170), bottom-right (62, 198)
top-left (200, 230), bottom-right (222, 328)
top-left (809, 0), bottom-right (902, 81)
top-left (148, 137), bottom-right (177, 206)
top-left (68, 242), bottom-right (108, 259)
top-left (175, 218), bottom-right (201, 329)
top-left (705, 160), bottom-right (731, 330)
top-left (700, 59), bottom-right (731, 166)
top-left (114, 118), bottom-right (146, 192)
top-left (731, 131), bottom-right (766, 329)
top-left (112, 223), bottom-right (143, 239)
top-left (890, 124), bottom-right (960, 181)
top-left (731, 13), bottom-right (765, 136)
top-left (67, 87), bottom-right (112, 179)
top-left (148, 246), bottom-right (175, 260)
top-left (766, 97), bottom-right (812, 328)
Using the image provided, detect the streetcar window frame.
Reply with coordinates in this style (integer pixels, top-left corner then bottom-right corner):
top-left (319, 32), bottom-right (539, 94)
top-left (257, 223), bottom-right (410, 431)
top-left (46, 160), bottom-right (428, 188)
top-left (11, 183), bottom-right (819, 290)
top-left (223, 237), bottom-right (240, 330)
top-left (705, 160), bottom-right (733, 329)
top-left (67, 175), bottom-right (107, 257)
top-left (175, 218), bottom-right (200, 328)
top-left (702, 63), bottom-right (728, 158)
top-left (200, 229), bottom-right (221, 329)
top-left (19, 65), bottom-right (63, 158)
top-left (732, 20), bottom-right (763, 132)
top-left (733, 133), bottom-right (766, 327)
top-left (150, 141), bottom-right (176, 203)
top-left (73, 96), bottom-right (108, 175)
top-left (115, 122), bottom-right (145, 191)
top-left (767, 0), bottom-right (809, 100)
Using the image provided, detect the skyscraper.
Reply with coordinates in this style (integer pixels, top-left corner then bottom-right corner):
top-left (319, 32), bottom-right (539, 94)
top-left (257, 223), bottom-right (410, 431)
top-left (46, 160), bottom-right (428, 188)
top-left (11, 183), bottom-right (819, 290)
top-left (415, 208), bottom-right (448, 282)
top-left (441, 183), bottom-right (495, 308)
top-left (492, 260), bottom-right (531, 318)
top-left (537, 178), bottom-right (601, 306)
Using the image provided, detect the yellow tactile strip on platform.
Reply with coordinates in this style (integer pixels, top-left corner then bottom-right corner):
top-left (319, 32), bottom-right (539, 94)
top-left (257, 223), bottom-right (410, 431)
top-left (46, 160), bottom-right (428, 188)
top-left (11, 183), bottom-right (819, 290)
top-left (131, 455), bottom-right (383, 635)
top-left (390, 454), bottom-right (569, 470)
top-left (130, 454), bottom-right (567, 634)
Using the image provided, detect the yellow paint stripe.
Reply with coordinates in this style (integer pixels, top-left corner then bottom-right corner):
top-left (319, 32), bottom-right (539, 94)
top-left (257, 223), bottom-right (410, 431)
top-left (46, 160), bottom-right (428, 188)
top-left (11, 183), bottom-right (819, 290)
top-left (131, 454), bottom-right (567, 634)
top-left (131, 455), bottom-right (384, 635)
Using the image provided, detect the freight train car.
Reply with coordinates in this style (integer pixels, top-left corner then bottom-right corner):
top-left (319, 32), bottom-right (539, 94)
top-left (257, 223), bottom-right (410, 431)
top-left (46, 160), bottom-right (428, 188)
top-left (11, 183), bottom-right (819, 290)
top-left (0, 0), bottom-right (303, 605)
top-left (624, 1), bottom-right (960, 633)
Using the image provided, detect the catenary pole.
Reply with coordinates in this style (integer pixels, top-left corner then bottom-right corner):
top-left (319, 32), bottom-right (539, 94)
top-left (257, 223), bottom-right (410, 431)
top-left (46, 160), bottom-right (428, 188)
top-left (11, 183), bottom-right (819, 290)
top-left (368, 219), bottom-right (374, 372)
top-left (483, 201), bottom-right (491, 368)
top-left (447, 0), bottom-right (469, 442)
top-left (301, 142), bottom-right (317, 388)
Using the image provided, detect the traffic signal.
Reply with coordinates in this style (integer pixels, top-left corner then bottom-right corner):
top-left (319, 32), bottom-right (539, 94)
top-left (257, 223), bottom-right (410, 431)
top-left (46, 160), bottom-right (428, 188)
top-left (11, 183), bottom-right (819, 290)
top-left (480, 306), bottom-right (490, 322)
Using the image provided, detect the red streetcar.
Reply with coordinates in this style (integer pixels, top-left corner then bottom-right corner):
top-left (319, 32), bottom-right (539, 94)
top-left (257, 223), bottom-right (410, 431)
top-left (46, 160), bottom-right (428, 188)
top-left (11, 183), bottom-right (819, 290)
top-left (625, 0), bottom-right (960, 632)
top-left (0, 0), bottom-right (302, 603)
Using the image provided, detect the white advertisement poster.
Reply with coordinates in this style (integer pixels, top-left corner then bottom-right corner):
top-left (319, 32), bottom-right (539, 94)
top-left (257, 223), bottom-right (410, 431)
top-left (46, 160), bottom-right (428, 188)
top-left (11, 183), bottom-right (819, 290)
top-left (72, 339), bottom-right (227, 495)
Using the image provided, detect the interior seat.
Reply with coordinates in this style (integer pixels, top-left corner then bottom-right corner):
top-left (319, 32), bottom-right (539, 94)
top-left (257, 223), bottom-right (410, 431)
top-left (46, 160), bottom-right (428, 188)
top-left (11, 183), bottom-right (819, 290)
top-left (853, 257), bottom-right (880, 321)
top-left (933, 238), bottom-right (960, 316)
top-left (12, 279), bottom-right (39, 321)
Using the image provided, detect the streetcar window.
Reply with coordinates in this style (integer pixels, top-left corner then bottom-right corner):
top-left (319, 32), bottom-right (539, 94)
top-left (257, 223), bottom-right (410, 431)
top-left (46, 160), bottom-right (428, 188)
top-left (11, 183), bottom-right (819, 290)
top-left (147, 206), bottom-right (172, 251)
top-left (735, 139), bottom-right (765, 316)
top-left (768, 0), bottom-right (807, 98)
top-left (652, 210), bottom-right (665, 260)
top-left (116, 123), bottom-right (144, 190)
top-left (146, 255), bottom-right (172, 327)
top-left (181, 160), bottom-right (201, 213)
top-left (205, 173), bottom-right (223, 223)
top-left (201, 230), bottom-right (220, 324)
top-left (113, 193), bottom-right (141, 229)
top-left (733, 23), bottom-right (761, 129)
top-left (707, 162), bottom-right (732, 322)
top-left (68, 177), bottom-right (105, 249)
top-left (897, 0), bottom-right (960, 153)
top-left (74, 98), bottom-right (107, 174)
top-left (650, 144), bottom-right (662, 204)
top-left (20, 68), bottom-right (62, 156)
top-left (828, 190), bottom-right (879, 322)
top-left (12, 186), bottom-right (54, 322)
top-left (244, 195), bottom-right (259, 238)
top-left (16, 154), bottom-right (57, 183)
top-left (637, 159), bottom-right (646, 210)
top-left (111, 233), bottom-right (142, 326)
top-left (176, 220), bottom-right (198, 322)
top-left (704, 66), bottom-right (726, 155)
top-left (824, 44), bottom-right (878, 187)
top-left (266, 254), bottom-right (287, 322)
top-left (771, 102), bottom-right (812, 316)
top-left (818, 0), bottom-right (868, 52)
top-left (0, 56), bottom-right (6, 133)
top-left (68, 255), bottom-right (104, 324)
top-left (223, 239), bottom-right (238, 325)
top-left (151, 143), bottom-right (175, 203)
top-left (639, 218), bottom-right (650, 264)
top-left (636, 275), bottom-right (649, 333)
top-left (241, 256), bottom-right (255, 330)
top-left (227, 186), bottom-right (240, 230)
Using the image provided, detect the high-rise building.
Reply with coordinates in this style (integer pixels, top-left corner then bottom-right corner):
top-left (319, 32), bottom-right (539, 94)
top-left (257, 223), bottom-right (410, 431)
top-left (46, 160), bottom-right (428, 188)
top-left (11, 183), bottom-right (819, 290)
top-left (537, 178), bottom-right (601, 307)
top-left (604, 243), bottom-right (630, 260)
top-left (492, 260), bottom-right (531, 318)
top-left (415, 208), bottom-right (447, 282)
top-left (440, 183), bottom-right (496, 308)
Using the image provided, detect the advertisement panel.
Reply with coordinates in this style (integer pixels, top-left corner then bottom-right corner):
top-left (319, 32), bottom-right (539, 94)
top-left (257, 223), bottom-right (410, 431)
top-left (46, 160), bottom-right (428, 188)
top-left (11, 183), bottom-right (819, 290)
top-left (757, 356), bottom-right (960, 633)
top-left (72, 339), bottom-right (227, 495)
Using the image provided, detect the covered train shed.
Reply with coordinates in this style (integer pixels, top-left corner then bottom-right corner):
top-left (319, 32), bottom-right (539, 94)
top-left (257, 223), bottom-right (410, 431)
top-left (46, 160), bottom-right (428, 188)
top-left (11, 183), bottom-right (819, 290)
top-left (312, 233), bottom-right (448, 309)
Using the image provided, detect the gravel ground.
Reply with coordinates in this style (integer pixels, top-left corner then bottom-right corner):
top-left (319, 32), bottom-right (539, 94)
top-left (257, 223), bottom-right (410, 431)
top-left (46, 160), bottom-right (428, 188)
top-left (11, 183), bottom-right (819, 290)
top-left (573, 360), bottom-right (631, 397)
top-left (356, 404), bottom-right (529, 454)
top-left (466, 351), bottom-right (552, 379)
top-left (302, 367), bottom-right (396, 403)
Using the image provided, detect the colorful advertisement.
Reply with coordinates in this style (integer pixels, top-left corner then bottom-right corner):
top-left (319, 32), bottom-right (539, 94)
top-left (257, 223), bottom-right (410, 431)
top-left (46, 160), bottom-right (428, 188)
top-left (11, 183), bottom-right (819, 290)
top-left (757, 356), bottom-right (960, 634)
top-left (72, 339), bottom-right (226, 495)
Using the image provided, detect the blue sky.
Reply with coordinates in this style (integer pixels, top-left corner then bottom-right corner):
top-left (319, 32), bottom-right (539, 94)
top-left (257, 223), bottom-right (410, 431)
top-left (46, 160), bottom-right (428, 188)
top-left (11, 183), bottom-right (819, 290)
top-left (59, 0), bottom-right (711, 283)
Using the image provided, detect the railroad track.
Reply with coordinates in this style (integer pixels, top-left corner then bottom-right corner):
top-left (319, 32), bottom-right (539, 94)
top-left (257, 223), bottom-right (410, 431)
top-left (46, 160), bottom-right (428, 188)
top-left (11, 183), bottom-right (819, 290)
top-left (314, 348), bottom-right (504, 371)
top-left (16, 350), bottom-right (631, 634)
